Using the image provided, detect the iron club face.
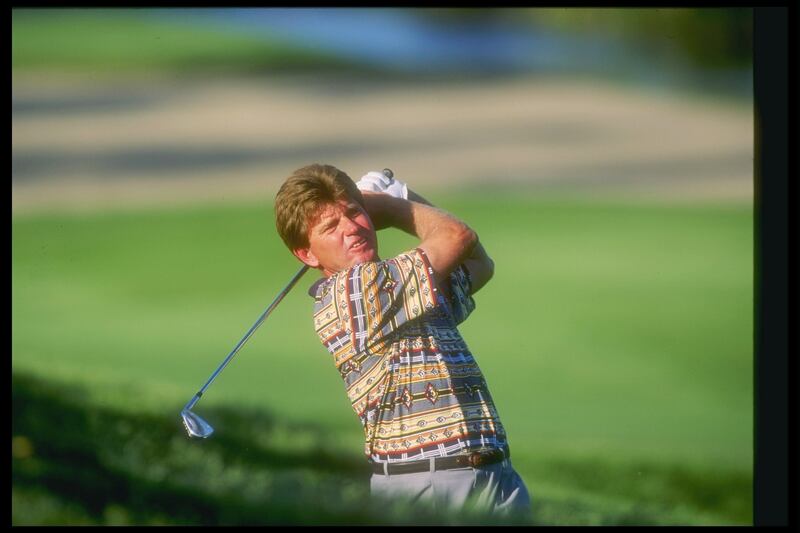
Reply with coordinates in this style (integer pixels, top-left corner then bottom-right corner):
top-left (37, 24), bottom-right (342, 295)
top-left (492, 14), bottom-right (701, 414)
top-left (181, 409), bottom-right (214, 438)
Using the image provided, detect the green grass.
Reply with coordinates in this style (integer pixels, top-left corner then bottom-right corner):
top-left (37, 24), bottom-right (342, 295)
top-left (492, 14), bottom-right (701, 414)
top-left (12, 194), bottom-right (753, 525)
top-left (12, 9), bottom-right (356, 75)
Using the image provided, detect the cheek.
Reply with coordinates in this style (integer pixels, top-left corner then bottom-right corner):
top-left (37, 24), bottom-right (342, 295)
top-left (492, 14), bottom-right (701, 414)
top-left (327, 234), bottom-right (349, 257)
top-left (311, 233), bottom-right (335, 255)
top-left (319, 234), bottom-right (341, 253)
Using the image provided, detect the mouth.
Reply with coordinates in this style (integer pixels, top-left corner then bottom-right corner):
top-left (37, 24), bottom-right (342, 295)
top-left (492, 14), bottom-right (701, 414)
top-left (349, 237), bottom-right (369, 252)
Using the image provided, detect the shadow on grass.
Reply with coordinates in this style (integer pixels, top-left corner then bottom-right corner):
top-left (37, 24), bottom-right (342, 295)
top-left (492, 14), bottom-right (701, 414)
top-left (11, 372), bottom-right (527, 525)
top-left (12, 371), bottom-right (749, 525)
top-left (11, 372), bottom-right (366, 524)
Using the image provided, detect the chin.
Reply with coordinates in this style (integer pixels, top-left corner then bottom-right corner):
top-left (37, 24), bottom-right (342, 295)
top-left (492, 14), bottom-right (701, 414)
top-left (351, 247), bottom-right (378, 265)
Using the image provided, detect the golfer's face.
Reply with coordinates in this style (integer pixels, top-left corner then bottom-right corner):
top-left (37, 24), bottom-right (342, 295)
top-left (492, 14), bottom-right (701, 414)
top-left (306, 199), bottom-right (378, 275)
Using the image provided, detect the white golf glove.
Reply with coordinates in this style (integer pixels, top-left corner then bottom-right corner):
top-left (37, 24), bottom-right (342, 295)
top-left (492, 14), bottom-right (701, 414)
top-left (356, 170), bottom-right (408, 200)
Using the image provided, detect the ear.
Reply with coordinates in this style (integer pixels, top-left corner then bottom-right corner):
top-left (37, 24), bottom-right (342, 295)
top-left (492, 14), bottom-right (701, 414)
top-left (292, 247), bottom-right (320, 269)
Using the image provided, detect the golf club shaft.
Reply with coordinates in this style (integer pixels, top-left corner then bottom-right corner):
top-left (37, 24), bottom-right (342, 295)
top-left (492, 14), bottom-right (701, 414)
top-left (183, 264), bottom-right (309, 412)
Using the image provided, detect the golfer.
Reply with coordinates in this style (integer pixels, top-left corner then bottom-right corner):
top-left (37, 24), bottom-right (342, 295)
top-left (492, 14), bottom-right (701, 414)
top-left (274, 164), bottom-right (531, 519)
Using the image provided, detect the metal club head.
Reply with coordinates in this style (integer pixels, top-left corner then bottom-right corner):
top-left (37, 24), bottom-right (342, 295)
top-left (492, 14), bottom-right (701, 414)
top-left (181, 409), bottom-right (214, 438)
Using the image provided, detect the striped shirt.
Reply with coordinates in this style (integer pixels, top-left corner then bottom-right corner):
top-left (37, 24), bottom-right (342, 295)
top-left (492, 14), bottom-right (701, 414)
top-left (310, 248), bottom-right (508, 463)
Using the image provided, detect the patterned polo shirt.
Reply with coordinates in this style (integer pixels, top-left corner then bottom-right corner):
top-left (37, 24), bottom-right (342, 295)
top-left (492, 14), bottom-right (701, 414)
top-left (310, 247), bottom-right (509, 463)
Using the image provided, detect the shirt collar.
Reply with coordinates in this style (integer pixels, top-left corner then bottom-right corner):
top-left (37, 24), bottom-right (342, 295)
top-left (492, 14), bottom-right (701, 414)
top-left (307, 276), bottom-right (328, 298)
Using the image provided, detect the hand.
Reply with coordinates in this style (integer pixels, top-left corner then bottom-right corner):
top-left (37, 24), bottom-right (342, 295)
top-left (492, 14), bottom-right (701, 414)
top-left (356, 170), bottom-right (408, 200)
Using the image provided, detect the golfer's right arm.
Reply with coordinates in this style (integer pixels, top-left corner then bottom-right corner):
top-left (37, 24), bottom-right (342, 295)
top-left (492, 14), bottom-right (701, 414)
top-left (405, 189), bottom-right (494, 294)
top-left (361, 192), bottom-right (482, 288)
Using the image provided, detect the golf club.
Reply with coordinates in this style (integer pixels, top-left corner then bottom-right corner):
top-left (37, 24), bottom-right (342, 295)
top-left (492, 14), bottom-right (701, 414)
top-left (181, 264), bottom-right (309, 438)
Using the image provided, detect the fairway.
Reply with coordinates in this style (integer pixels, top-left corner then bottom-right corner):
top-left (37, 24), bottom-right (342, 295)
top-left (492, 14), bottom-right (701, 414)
top-left (12, 193), bottom-right (753, 525)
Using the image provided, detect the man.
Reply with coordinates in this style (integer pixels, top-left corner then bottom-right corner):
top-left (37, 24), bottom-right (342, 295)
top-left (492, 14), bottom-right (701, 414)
top-left (274, 164), bottom-right (531, 520)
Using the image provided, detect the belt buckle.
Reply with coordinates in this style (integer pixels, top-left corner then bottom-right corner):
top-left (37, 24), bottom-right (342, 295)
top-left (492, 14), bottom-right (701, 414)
top-left (468, 452), bottom-right (483, 468)
top-left (469, 449), bottom-right (502, 468)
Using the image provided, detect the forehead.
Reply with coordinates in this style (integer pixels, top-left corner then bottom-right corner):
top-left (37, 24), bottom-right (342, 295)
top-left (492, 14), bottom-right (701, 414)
top-left (309, 198), bottom-right (359, 225)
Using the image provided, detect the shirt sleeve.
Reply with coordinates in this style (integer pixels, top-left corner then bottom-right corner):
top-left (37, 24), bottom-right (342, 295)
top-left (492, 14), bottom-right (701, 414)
top-left (329, 248), bottom-right (439, 354)
top-left (447, 264), bottom-right (476, 325)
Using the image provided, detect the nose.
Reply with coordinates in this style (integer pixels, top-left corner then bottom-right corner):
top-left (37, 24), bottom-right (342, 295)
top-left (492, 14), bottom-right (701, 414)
top-left (340, 215), bottom-right (361, 234)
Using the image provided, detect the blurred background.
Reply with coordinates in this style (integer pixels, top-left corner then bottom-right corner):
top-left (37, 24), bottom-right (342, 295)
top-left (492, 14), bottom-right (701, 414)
top-left (12, 8), bottom-right (753, 525)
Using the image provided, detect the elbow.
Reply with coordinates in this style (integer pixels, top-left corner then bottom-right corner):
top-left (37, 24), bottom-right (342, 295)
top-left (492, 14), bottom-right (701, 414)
top-left (476, 254), bottom-right (495, 292)
top-left (485, 256), bottom-right (495, 282)
top-left (460, 226), bottom-right (479, 259)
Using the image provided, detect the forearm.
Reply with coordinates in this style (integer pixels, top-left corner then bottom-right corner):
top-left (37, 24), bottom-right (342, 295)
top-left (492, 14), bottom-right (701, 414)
top-left (361, 192), bottom-right (477, 282)
top-left (362, 192), bottom-right (459, 237)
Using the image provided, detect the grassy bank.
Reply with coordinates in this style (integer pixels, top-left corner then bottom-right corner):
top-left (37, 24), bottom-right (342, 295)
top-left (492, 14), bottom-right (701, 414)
top-left (12, 9), bottom-right (356, 75)
top-left (12, 194), bottom-right (753, 524)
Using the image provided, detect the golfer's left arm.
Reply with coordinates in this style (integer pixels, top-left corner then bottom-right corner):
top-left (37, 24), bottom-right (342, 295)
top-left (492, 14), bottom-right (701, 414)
top-left (406, 189), bottom-right (494, 295)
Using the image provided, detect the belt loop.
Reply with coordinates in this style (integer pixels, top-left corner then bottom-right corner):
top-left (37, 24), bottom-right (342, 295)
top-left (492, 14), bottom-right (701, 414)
top-left (383, 461), bottom-right (389, 478)
top-left (429, 457), bottom-right (436, 474)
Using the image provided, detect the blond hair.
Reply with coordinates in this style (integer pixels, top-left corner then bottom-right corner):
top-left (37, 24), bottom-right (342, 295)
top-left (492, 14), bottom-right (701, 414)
top-left (274, 164), bottom-right (364, 250)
